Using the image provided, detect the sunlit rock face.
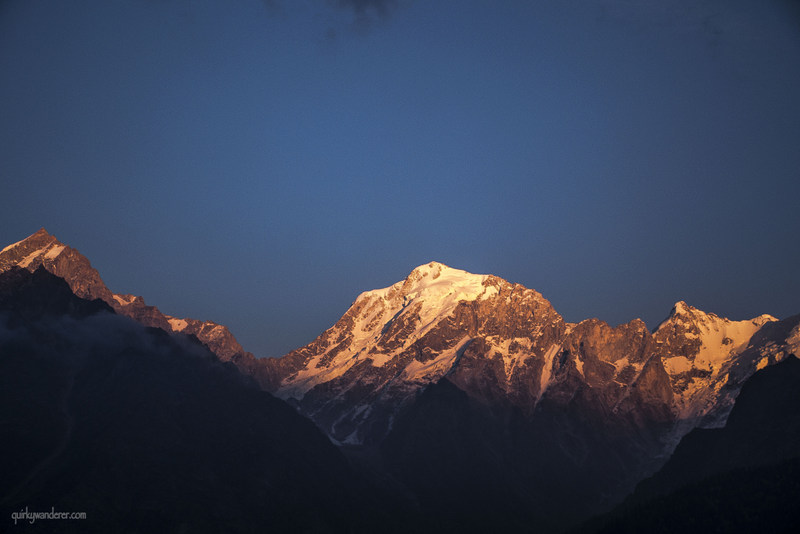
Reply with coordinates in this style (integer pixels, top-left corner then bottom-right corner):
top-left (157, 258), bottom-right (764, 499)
top-left (259, 261), bottom-right (794, 525)
top-left (263, 262), bottom-right (783, 448)
top-left (0, 228), bottom-right (114, 305)
top-left (0, 229), bottom-right (258, 368)
top-left (652, 301), bottom-right (779, 431)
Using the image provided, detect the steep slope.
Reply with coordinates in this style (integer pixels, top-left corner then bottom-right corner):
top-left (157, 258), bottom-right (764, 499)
top-left (580, 353), bottom-right (800, 534)
top-left (0, 229), bottom-right (258, 368)
top-left (0, 267), bottom-right (384, 533)
top-left (0, 229), bottom-right (114, 304)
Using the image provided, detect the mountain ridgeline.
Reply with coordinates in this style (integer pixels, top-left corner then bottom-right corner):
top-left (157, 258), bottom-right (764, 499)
top-left (0, 267), bottom-right (386, 533)
top-left (254, 260), bottom-right (798, 527)
top-left (0, 228), bottom-right (258, 366)
top-left (1, 229), bottom-right (798, 532)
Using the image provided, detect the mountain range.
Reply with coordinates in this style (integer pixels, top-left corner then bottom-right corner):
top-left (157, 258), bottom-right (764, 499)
top-left (1, 228), bottom-right (798, 532)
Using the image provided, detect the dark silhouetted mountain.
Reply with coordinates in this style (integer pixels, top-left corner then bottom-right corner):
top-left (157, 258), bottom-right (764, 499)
top-left (577, 353), bottom-right (800, 534)
top-left (0, 267), bottom-right (387, 533)
top-left (634, 349), bottom-right (800, 501)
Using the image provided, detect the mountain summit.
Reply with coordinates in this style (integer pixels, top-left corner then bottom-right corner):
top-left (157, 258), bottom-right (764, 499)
top-left (0, 228), bottom-right (113, 304)
top-left (259, 260), bottom-right (562, 443)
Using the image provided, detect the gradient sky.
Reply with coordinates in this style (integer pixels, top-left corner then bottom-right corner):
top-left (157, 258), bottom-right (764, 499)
top-left (1, 0), bottom-right (799, 357)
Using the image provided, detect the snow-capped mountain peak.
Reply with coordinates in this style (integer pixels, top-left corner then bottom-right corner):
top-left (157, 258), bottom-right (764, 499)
top-left (358, 261), bottom-right (496, 307)
top-left (0, 228), bottom-right (65, 268)
top-left (264, 263), bottom-right (567, 443)
top-left (669, 300), bottom-right (693, 317)
top-left (0, 227), bottom-right (49, 255)
top-left (652, 300), bottom-right (779, 422)
top-left (349, 262), bottom-right (500, 351)
top-left (274, 263), bottom-right (502, 405)
top-left (658, 300), bottom-right (776, 333)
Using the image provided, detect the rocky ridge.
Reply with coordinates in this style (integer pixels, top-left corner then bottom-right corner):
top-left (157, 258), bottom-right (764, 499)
top-left (0, 229), bottom-right (257, 368)
top-left (260, 261), bottom-right (792, 449)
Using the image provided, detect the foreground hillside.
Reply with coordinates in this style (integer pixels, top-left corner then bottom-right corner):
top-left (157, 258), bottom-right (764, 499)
top-left (0, 267), bottom-right (386, 533)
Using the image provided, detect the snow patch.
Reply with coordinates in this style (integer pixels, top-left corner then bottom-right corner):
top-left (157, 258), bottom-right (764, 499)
top-left (401, 335), bottom-right (471, 383)
top-left (18, 248), bottom-right (45, 268)
top-left (664, 356), bottom-right (692, 374)
top-left (662, 307), bottom-right (777, 420)
top-left (369, 350), bottom-right (393, 367)
top-left (358, 262), bottom-right (496, 316)
top-left (672, 301), bottom-right (690, 315)
top-left (691, 316), bottom-right (772, 373)
top-left (0, 238), bottom-right (24, 255)
top-left (44, 244), bottom-right (65, 260)
top-left (484, 336), bottom-right (533, 381)
top-left (279, 352), bottom-right (359, 400)
top-left (575, 355), bottom-right (584, 376)
top-left (168, 318), bottom-right (188, 332)
top-left (112, 294), bottom-right (135, 306)
top-left (538, 344), bottom-right (560, 397)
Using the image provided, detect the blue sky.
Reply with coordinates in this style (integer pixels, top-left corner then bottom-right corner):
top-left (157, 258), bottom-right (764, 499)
top-left (2, 0), bottom-right (799, 357)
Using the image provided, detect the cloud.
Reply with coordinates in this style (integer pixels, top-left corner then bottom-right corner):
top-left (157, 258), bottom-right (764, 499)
top-left (0, 306), bottom-right (215, 370)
